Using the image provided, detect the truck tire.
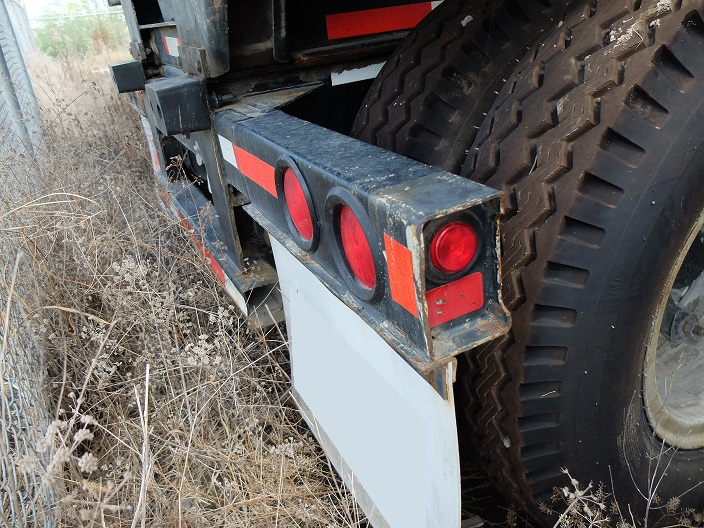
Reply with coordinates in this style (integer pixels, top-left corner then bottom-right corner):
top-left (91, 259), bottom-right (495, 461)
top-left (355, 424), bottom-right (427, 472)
top-left (454, 0), bottom-right (704, 520)
top-left (355, 0), bottom-right (704, 521)
top-left (351, 0), bottom-right (580, 174)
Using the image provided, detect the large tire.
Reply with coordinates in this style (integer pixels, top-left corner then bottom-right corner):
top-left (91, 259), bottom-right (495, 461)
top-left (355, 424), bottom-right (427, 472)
top-left (351, 0), bottom-right (580, 174)
top-left (455, 0), bottom-right (704, 520)
top-left (354, 0), bottom-right (704, 522)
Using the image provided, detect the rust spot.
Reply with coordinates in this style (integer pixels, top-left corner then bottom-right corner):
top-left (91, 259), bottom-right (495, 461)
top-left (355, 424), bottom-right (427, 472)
top-left (476, 316), bottom-right (510, 336)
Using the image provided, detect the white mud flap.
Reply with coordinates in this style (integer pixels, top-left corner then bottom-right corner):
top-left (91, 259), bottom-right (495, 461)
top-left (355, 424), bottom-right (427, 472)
top-left (272, 239), bottom-right (461, 528)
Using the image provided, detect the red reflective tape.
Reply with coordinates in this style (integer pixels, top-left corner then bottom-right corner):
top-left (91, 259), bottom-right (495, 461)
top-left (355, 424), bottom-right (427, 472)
top-left (384, 233), bottom-right (418, 316)
top-left (426, 272), bottom-right (483, 328)
top-left (158, 186), bottom-right (171, 207)
top-left (177, 212), bottom-right (226, 284)
top-left (204, 249), bottom-right (226, 284)
top-left (326, 3), bottom-right (432, 40)
top-left (233, 147), bottom-right (278, 197)
top-left (149, 146), bottom-right (161, 173)
top-left (144, 128), bottom-right (162, 173)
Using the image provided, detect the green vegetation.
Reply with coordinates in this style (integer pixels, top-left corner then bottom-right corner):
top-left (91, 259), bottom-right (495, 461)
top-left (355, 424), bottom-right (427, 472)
top-left (33, 0), bottom-right (128, 58)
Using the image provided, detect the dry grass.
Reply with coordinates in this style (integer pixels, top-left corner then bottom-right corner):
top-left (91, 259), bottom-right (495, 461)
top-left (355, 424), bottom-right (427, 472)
top-left (0, 51), bottom-right (367, 527)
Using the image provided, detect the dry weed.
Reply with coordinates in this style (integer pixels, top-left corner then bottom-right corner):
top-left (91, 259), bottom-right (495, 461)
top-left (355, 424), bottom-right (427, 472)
top-left (0, 51), bottom-right (366, 527)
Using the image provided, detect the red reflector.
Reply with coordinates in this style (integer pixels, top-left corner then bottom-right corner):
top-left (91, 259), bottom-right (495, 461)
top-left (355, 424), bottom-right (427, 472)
top-left (283, 168), bottom-right (313, 241)
top-left (340, 205), bottom-right (376, 289)
top-left (430, 221), bottom-right (478, 274)
top-left (426, 272), bottom-right (484, 327)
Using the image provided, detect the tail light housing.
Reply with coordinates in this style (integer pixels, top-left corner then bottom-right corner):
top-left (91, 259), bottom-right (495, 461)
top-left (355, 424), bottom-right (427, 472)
top-left (215, 110), bottom-right (509, 380)
top-left (428, 219), bottom-right (479, 278)
top-left (326, 189), bottom-right (382, 302)
top-left (277, 160), bottom-right (318, 251)
top-left (284, 168), bottom-right (313, 240)
top-left (340, 205), bottom-right (377, 289)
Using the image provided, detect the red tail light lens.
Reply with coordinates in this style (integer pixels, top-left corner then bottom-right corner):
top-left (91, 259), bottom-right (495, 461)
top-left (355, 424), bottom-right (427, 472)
top-left (429, 221), bottom-right (478, 274)
top-left (283, 167), bottom-right (313, 241)
top-left (340, 205), bottom-right (376, 289)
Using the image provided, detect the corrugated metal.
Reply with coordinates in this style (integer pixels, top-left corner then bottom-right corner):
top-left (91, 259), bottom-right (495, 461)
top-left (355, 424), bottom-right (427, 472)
top-left (5, 0), bottom-right (34, 55)
top-left (0, 0), bottom-right (38, 156)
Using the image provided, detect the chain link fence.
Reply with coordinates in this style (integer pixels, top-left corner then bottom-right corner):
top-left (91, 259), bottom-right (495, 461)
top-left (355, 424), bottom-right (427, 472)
top-left (0, 252), bottom-right (54, 528)
top-left (0, 0), bottom-right (53, 526)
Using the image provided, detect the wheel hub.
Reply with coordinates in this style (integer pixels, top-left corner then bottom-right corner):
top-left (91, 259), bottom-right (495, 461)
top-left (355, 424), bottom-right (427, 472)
top-left (644, 220), bottom-right (704, 450)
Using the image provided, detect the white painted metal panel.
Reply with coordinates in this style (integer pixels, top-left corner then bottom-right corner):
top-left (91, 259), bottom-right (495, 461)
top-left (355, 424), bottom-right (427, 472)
top-left (330, 62), bottom-right (385, 86)
top-left (271, 238), bottom-right (461, 528)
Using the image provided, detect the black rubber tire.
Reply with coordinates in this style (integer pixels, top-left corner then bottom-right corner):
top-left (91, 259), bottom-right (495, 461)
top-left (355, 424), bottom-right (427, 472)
top-left (456, 0), bottom-right (704, 521)
top-left (351, 0), bottom-right (581, 174)
top-left (354, 0), bottom-right (704, 521)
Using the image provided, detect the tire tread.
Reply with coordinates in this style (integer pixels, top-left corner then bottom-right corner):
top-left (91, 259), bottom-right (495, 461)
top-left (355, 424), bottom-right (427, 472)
top-left (457, 0), bottom-right (704, 518)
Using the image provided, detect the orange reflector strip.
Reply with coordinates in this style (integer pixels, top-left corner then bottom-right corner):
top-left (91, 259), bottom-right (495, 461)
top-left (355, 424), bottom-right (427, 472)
top-left (233, 147), bottom-right (278, 197)
top-left (384, 233), bottom-right (418, 316)
top-left (426, 272), bottom-right (483, 328)
top-left (326, 3), bottom-right (433, 40)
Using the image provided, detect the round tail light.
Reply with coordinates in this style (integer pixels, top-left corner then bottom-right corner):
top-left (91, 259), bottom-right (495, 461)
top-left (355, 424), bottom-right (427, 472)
top-left (339, 205), bottom-right (376, 289)
top-left (283, 167), bottom-right (313, 241)
top-left (429, 220), bottom-right (478, 274)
